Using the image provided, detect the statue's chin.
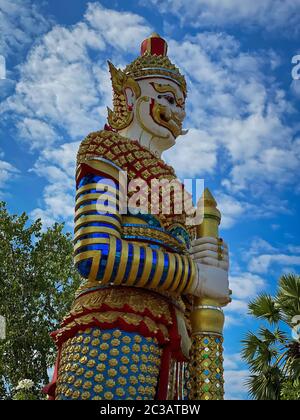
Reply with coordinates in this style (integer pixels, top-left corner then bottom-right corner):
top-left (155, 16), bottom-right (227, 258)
top-left (150, 133), bottom-right (176, 155)
top-left (162, 134), bottom-right (176, 149)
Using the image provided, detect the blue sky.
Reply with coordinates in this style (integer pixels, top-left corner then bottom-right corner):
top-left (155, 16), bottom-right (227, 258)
top-left (1, 0), bottom-right (300, 400)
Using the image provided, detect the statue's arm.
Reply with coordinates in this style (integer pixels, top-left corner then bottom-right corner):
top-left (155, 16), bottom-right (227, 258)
top-left (74, 159), bottom-right (198, 295)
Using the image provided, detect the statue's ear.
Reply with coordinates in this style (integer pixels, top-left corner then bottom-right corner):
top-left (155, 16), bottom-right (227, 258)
top-left (107, 61), bottom-right (141, 130)
top-left (124, 87), bottom-right (135, 112)
top-left (108, 61), bottom-right (140, 99)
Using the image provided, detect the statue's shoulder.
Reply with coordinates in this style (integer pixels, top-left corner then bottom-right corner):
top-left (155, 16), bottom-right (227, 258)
top-left (77, 129), bottom-right (176, 179)
top-left (77, 129), bottom-right (128, 167)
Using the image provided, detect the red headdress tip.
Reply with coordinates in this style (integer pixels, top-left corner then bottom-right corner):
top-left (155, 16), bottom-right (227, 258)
top-left (141, 33), bottom-right (168, 57)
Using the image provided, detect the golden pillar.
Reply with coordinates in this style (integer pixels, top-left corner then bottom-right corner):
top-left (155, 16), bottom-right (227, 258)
top-left (188, 189), bottom-right (226, 400)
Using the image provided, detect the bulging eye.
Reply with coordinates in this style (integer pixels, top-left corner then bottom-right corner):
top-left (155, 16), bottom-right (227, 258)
top-left (166, 95), bottom-right (175, 105)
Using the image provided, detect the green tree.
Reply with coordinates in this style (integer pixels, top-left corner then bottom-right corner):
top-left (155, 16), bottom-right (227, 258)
top-left (12, 379), bottom-right (43, 400)
top-left (281, 379), bottom-right (300, 400)
top-left (241, 274), bottom-right (300, 400)
top-left (0, 202), bottom-right (81, 399)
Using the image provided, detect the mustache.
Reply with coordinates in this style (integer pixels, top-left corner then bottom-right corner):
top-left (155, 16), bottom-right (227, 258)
top-left (150, 100), bottom-right (185, 137)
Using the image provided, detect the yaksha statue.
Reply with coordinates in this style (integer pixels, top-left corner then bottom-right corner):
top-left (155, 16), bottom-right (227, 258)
top-left (46, 34), bottom-right (231, 401)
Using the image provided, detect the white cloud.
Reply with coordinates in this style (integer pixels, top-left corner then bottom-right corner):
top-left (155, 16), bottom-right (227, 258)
top-left (3, 34), bottom-right (106, 144)
top-left (165, 34), bottom-right (297, 194)
top-left (222, 241), bottom-right (270, 324)
top-left (0, 0), bottom-right (50, 104)
top-left (1, 2), bottom-right (152, 149)
top-left (224, 369), bottom-right (249, 400)
top-left (247, 237), bottom-right (277, 257)
top-left (224, 314), bottom-right (243, 328)
top-left (17, 118), bottom-right (59, 150)
top-left (226, 140), bottom-right (300, 193)
top-left (281, 266), bottom-right (298, 275)
top-left (0, 0), bottom-right (50, 58)
top-left (1, 3), bottom-right (298, 231)
top-left (249, 253), bottom-right (300, 274)
top-left (223, 353), bottom-right (249, 399)
top-left (164, 128), bottom-right (217, 177)
top-left (222, 272), bottom-right (266, 399)
top-left (229, 272), bottom-right (265, 301)
top-left (291, 80), bottom-right (300, 98)
top-left (226, 237), bottom-right (300, 320)
top-left (216, 193), bottom-right (245, 229)
top-left (224, 353), bottom-right (243, 370)
top-left (30, 142), bottom-right (79, 227)
top-left (223, 271), bottom-right (266, 328)
top-left (288, 245), bottom-right (300, 253)
top-left (143, 0), bottom-right (300, 35)
top-left (0, 159), bottom-right (18, 184)
top-left (242, 237), bottom-right (300, 273)
top-left (84, 3), bottom-right (150, 51)
top-left (0, 149), bottom-right (19, 195)
top-left (207, 193), bottom-right (290, 231)
top-left (0, 2), bottom-right (152, 224)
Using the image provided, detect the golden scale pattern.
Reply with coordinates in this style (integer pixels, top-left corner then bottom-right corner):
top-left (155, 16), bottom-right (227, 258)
top-left (55, 328), bottom-right (162, 400)
top-left (68, 287), bottom-right (173, 324)
top-left (77, 130), bottom-right (197, 236)
top-left (188, 334), bottom-right (224, 400)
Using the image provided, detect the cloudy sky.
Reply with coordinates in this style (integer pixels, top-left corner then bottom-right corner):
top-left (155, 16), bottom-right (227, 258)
top-left (1, 0), bottom-right (300, 400)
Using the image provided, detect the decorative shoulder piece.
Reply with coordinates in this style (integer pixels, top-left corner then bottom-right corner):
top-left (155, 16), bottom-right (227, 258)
top-left (107, 61), bottom-right (141, 131)
top-left (77, 130), bottom-right (176, 179)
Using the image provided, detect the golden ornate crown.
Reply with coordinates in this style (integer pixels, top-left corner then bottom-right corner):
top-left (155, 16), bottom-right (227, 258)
top-left (107, 33), bottom-right (187, 131)
top-left (124, 33), bottom-right (187, 97)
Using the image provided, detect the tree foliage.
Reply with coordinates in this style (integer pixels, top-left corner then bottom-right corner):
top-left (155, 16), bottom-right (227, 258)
top-left (281, 379), bottom-right (300, 400)
top-left (0, 202), bottom-right (81, 399)
top-left (12, 379), bottom-right (43, 400)
top-left (242, 274), bottom-right (300, 400)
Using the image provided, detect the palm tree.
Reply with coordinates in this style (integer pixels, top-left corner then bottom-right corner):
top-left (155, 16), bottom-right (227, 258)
top-left (241, 274), bottom-right (300, 400)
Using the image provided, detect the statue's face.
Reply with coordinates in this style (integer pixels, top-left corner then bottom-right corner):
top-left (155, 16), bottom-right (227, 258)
top-left (125, 77), bottom-right (186, 149)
